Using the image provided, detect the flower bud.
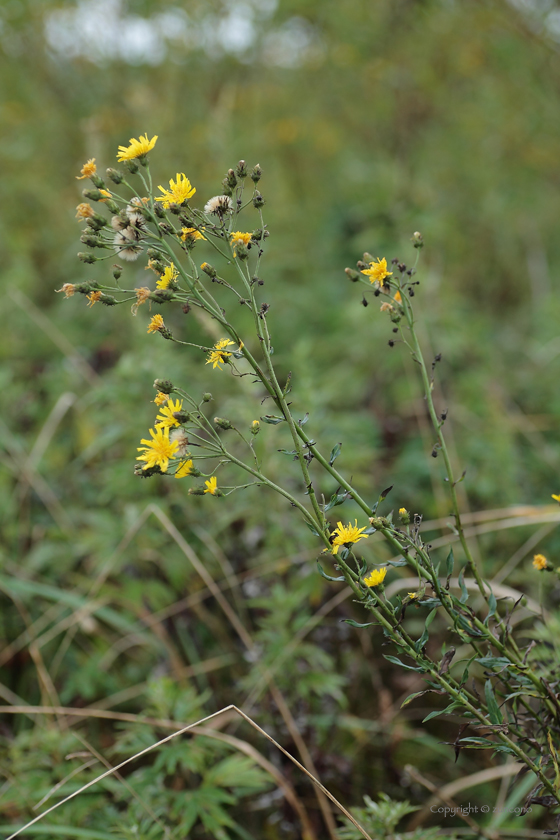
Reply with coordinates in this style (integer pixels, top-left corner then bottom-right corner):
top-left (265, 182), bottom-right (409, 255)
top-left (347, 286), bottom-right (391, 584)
top-left (251, 164), bottom-right (262, 183)
top-left (150, 289), bottom-right (174, 303)
top-left (82, 189), bottom-right (105, 202)
top-left (87, 213), bottom-right (108, 231)
top-left (158, 222), bottom-right (174, 235)
top-left (154, 378), bottom-right (174, 394)
top-left (188, 487), bottom-right (206, 496)
top-left (113, 264), bottom-right (122, 280)
top-left (168, 202), bottom-right (182, 215)
top-left (147, 248), bottom-right (160, 260)
top-left (236, 160), bottom-right (248, 178)
top-left (134, 463), bottom-right (161, 477)
top-left (226, 168), bottom-right (238, 189)
top-left (77, 252), bottom-right (98, 263)
top-left (173, 411), bottom-right (190, 423)
top-left (363, 252), bottom-right (375, 264)
top-left (123, 159), bottom-right (139, 174)
top-left (252, 191), bottom-right (265, 209)
top-left (412, 231), bottom-right (424, 248)
top-left (345, 268), bottom-right (360, 282)
top-left (214, 417), bottom-right (233, 430)
top-left (398, 507), bottom-right (410, 525)
top-left (235, 241), bottom-right (249, 260)
top-left (201, 262), bottom-right (217, 278)
top-left (80, 233), bottom-right (105, 248)
top-left (154, 203), bottom-right (166, 219)
top-left (106, 168), bottom-right (124, 184)
top-left (221, 178), bottom-right (233, 197)
top-left (90, 173), bottom-right (106, 189)
top-left (202, 393), bottom-right (212, 402)
top-left (251, 420), bottom-right (260, 435)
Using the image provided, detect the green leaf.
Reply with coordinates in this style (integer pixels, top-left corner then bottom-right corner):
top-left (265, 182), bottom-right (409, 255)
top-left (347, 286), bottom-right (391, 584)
top-left (422, 701), bottom-right (463, 722)
top-left (484, 679), bottom-right (503, 724)
top-left (306, 522), bottom-right (320, 536)
top-left (342, 619), bottom-right (375, 628)
top-left (445, 547), bottom-right (454, 579)
top-left (476, 656), bottom-right (511, 669)
top-left (260, 414), bottom-right (285, 424)
top-left (458, 566), bottom-right (468, 603)
top-left (329, 442), bottom-right (342, 465)
top-left (383, 654), bottom-right (427, 672)
top-left (317, 561), bottom-right (345, 582)
top-left (324, 490), bottom-right (349, 511)
top-left (277, 448), bottom-right (298, 456)
top-left (386, 557), bottom-right (407, 567)
top-left (298, 412), bottom-right (309, 426)
top-left (414, 607), bottom-right (437, 653)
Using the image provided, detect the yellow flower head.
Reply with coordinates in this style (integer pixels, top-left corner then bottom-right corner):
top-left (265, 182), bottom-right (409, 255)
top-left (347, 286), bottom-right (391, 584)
top-left (155, 397), bottom-right (183, 430)
top-left (399, 507), bottom-right (407, 516)
top-left (230, 231), bottom-right (252, 257)
top-left (117, 133), bottom-right (158, 162)
top-left (552, 494), bottom-right (560, 504)
top-left (76, 159), bottom-right (97, 180)
top-left (86, 291), bottom-right (102, 307)
top-left (331, 519), bottom-right (369, 555)
top-left (364, 567), bottom-right (388, 588)
top-left (154, 392), bottom-right (169, 406)
top-left (407, 591), bottom-right (418, 599)
top-left (206, 338), bottom-right (235, 370)
top-left (76, 202), bottom-right (95, 219)
top-left (361, 257), bottom-right (392, 286)
top-left (56, 284), bottom-right (76, 298)
top-left (137, 425), bottom-right (179, 473)
top-left (175, 459), bottom-right (194, 479)
top-left (99, 189), bottom-right (112, 203)
top-left (147, 314), bottom-right (165, 334)
top-left (393, 291), bottom-right (402, 303)
top-left (157, 263), bottom-right (179, 290)
top-left (204, 476), bottom-right (218, 495)
top-left (181, 227), bottom-right (206, 242)
top-left (533, 553), bottom-right (548, 571)
top-left (156, 173), bottom-right (196, 208)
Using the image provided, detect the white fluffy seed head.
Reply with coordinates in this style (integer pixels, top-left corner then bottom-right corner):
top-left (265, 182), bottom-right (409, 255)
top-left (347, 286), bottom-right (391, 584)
top-left (204, 195), bottom-right (234, 215)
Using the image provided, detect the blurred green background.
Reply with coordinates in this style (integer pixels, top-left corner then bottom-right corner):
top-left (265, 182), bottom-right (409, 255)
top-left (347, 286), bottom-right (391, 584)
top-left (2, 0), bottom-right (560, 837)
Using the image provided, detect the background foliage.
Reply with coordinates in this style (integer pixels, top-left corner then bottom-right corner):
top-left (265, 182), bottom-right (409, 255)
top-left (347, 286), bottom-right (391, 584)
top-left (2, 0), bottom-right (560, 837)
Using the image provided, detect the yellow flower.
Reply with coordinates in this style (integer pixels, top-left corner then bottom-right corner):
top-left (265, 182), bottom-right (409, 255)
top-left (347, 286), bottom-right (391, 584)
top-left (156, 173), bottom-right (196, 208)
top-left (56, 284), bottom-right (75, 298)
top-left (154, 392), bottom-right (169, 406)
top-left (204, 476), bottom-right (218, 495)
top-left (206, 338), bottom-right (235, 370)
top-left (99, 189), bottom-right (112, 203)
top-left (394, 291), bottom-right (402, 303)
top-left (363, 567), bottom-right (388, 587)
top-left (86, 291), bottom-right (102, 307)
top-left (175, 459), bottom-right (194, 478)
top-left (157, 263), bottom-right (179, 290)
top-left (76, 159), bottom-right (96, 180)
top-left (552, 494), bottom-right (560, 504)
top-left (230, 231), bottom-right (252, 257)
top-left (155, 398), bottom-right (183, 430)
top-left (407, 591), bottom-right (418, 599)
top-left (117, 133), bottom-right (158, 162)
top-left (533, 553), bottom-right (548, 571)
top-left (361, 257), bottom-right (392, 286)
top-left (75, 202), bottom-right (95, 219)
top-left (137, 425), bottom-right (179, 473)
top-left (147, 314), bottom-right (165, 334)
top-left (331, 519), bottom-right (369, 555)
top-left (399, 507), bottom-right (407, 516)
top-left (181, 227), bottom-right (206, 242)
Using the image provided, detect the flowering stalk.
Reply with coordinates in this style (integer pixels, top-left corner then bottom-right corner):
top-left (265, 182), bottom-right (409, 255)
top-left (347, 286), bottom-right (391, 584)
top-left (63, 140), bottom-right (560, 823)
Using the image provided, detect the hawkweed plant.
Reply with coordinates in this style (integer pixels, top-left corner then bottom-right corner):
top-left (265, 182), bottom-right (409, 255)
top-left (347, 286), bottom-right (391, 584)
top-left (55, 135), bottom-right (560, 835)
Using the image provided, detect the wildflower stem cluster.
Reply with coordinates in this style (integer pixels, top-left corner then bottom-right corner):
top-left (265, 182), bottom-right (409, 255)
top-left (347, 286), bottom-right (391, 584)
top-left (64, 139), bottom-right (560, 823)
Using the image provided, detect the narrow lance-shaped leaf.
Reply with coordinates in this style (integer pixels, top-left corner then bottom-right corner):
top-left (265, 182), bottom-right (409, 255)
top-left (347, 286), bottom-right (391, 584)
top-left (329, 442), bottom-right (342, 465)
top-left (458, 566), bottom-right (468, 604)
top-left (484, 679), bottom-right (504, 724)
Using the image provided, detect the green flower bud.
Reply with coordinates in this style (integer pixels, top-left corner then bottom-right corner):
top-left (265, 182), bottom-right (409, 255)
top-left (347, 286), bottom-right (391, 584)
top-left (77, 252), bottom-right (98, 263)
top-left (106, 168), bottom-right (124, 184)
top-left (251, 164), bottom-right (262, 183)
top-left (236, 160), bottom-right (248, 178)
top-left (154, 379), bottom-right (174, 394)
top-left (123, 159), bottom-right (139, 174)
top-left (113, 264), bottom-right (122, 280)
top-left (154, 203), bottom-right (166, 218)
top-left (202, 393), bottom-right (212, 402)
top-left (188, 486), bottom-right (206, 495)
top-left (214, 417), bottom-right (233, 430)
top-left (345, 268), bottom-right (360, 282)
top-left (173, 411), bottom-right (190, 423)
top-left (411, 231), bottom-right (424, 248)
top-left (251, 420), bottom-right (260, 435)
top-left (252, 191), bottom-right (265, 209)
top-left (201, 262), bottom-right (217, 278)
